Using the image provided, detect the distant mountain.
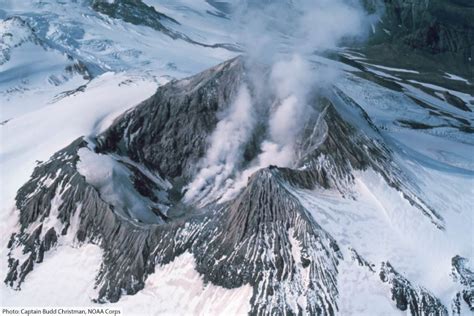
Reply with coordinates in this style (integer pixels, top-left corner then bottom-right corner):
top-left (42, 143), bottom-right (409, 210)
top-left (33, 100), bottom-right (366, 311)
top-left (363, 0), bottom-right (474, 74)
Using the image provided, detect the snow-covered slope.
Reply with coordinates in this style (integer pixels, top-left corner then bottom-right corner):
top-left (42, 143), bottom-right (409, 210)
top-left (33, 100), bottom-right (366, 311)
top-left (0, 16), bottom-right (90, 120)
top-left (0, 0), bottom-right (237, 122)
top-left (1, 1), bottom-right (473, 315)
top-left (0, 0), bottom-right (236, 76)
top-left (1, 245), bottom-right (253, 315)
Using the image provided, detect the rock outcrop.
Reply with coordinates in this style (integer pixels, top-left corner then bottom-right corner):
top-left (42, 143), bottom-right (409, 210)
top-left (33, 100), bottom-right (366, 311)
top-left (91, 0), bottom-right (178, 34)
top-left (380, 262), bottom-right (448, 316)
top-left (451, 255), bottom-right (474, 314)
top-left (363, 0), bottom-right (474, 70)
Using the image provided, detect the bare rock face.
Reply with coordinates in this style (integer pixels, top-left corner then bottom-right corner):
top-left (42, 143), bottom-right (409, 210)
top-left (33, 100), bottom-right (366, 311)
top-left (380, 262), bottom-right (448, 316)
top-left (97, 57), bottom-right (244, 179)
top-left (5, 138), bottom-right (157, 297)
top-left (5, 57), bottom-right (450, 315)
top-left (451, 256), bottom-right (474, 314)
top-left (192, 168), bottom-right (342, 315)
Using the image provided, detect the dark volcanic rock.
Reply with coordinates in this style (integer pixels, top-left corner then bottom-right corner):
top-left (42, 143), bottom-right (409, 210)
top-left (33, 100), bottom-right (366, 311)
top-left (349, 248), bottom-right (376, 272)
top-left (5, 58), bottom-right (341, 313)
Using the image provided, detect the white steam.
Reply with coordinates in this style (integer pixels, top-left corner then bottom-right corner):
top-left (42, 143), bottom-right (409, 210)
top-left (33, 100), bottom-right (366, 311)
top-left (235, 0), bottom-right (367, 62)
top-left (249, 55), bottom-right (314, 171)
top-left (184, 84), bottom-right (255, 204)
top-left (220, 55), bottom-right (315, 201)
top-left (265, 55), bottom-right (314, 163)
top-left (186, 0), bottom-right (370, 204)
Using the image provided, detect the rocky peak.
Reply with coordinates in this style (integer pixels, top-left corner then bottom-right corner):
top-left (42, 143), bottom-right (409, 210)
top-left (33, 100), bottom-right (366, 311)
top-left (96, 57), bottom-right (244, 179)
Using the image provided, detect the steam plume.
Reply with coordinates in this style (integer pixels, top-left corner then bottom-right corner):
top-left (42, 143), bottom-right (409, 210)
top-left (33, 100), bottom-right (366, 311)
top-left (186, 0), bottom-right (371, 204)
